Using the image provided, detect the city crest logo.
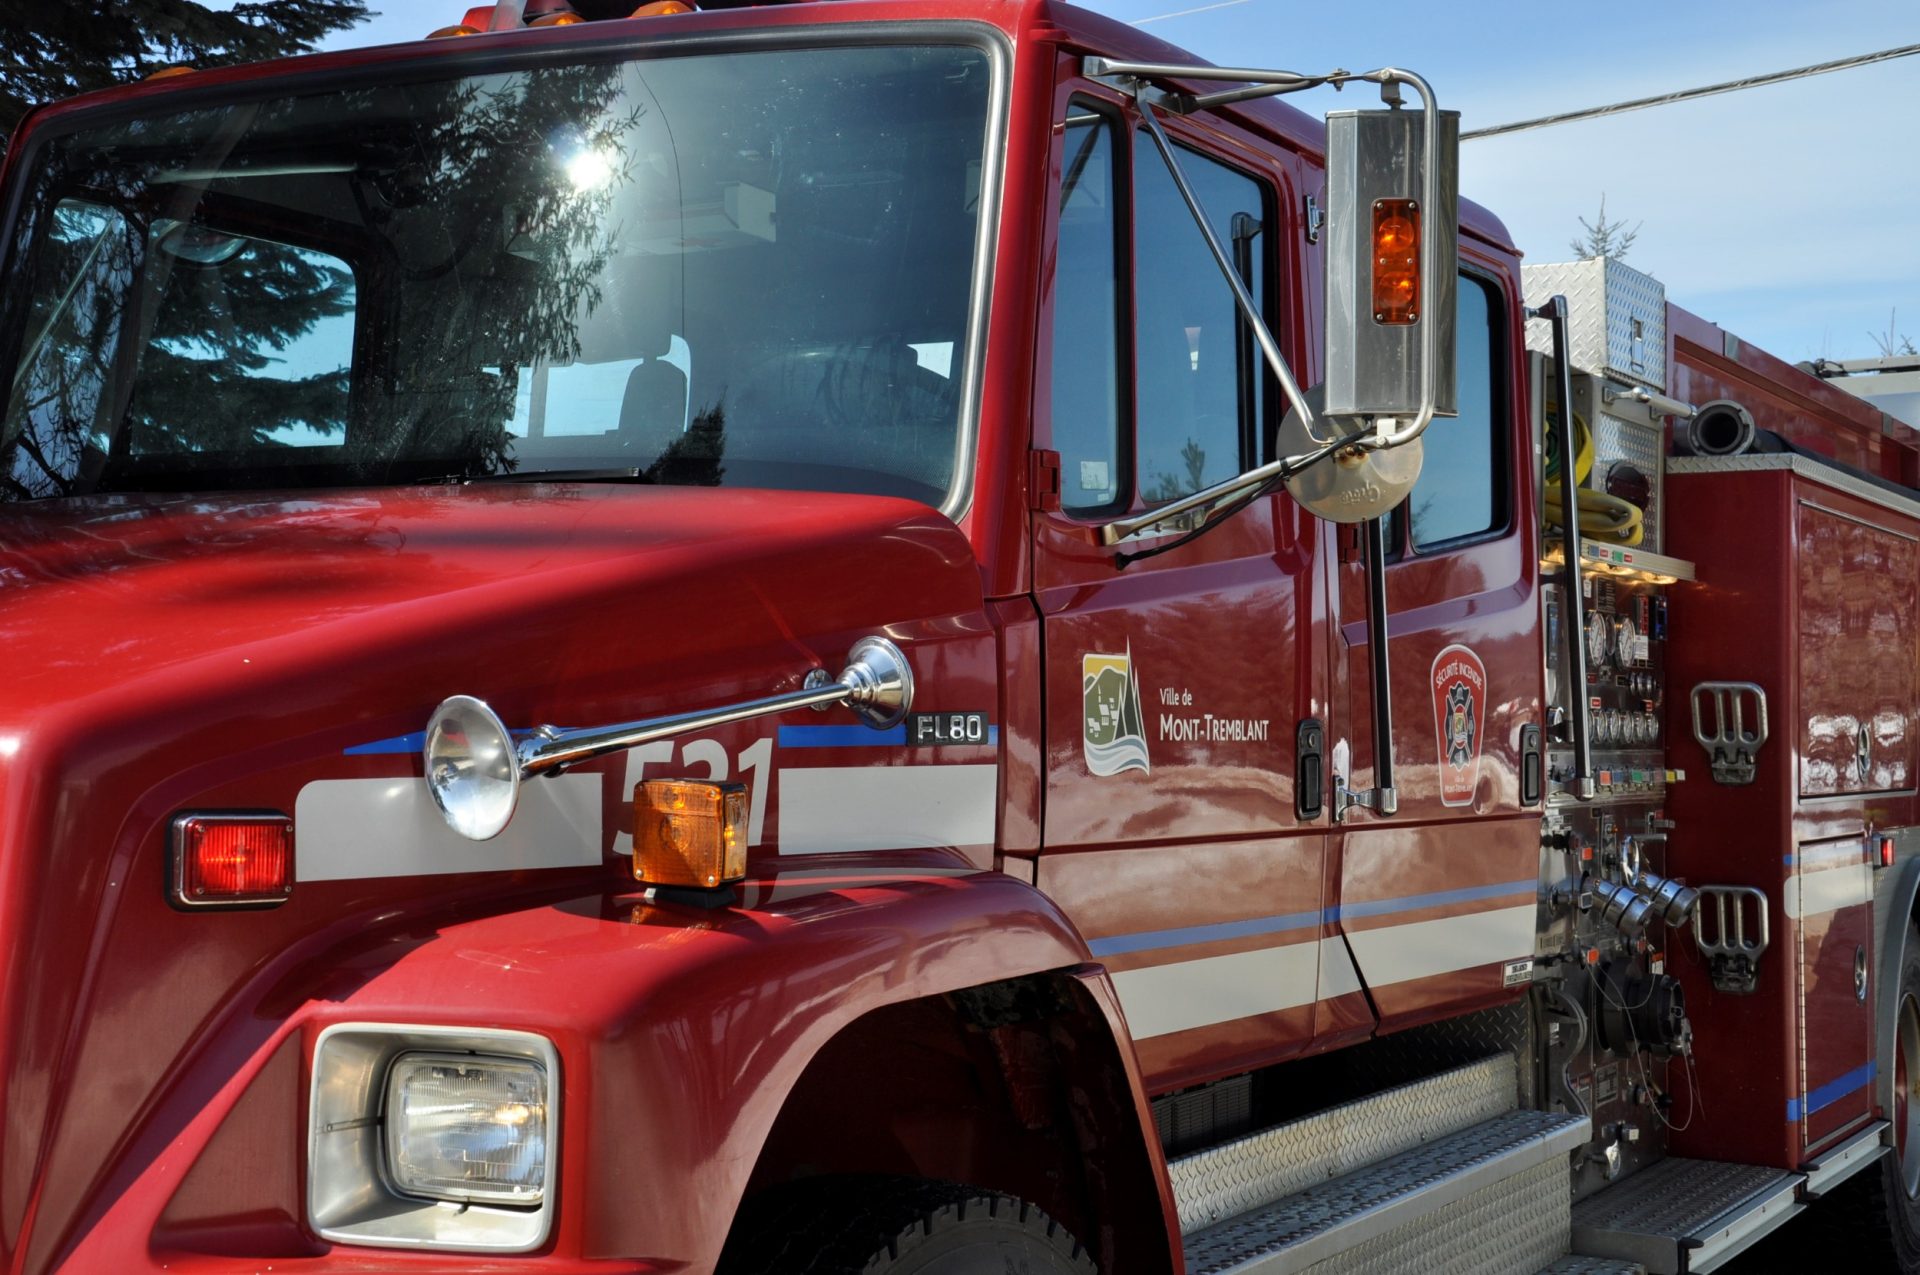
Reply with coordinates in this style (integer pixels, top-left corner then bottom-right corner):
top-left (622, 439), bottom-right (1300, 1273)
top-left (1430, 643), bottom-right (1486, 807)
top-left (1083, 649), bottom-right (1150, 777)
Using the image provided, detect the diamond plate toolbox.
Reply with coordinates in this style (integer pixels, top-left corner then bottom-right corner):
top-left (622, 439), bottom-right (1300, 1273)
top-left (1523, 258), bottom-right (1667, 391)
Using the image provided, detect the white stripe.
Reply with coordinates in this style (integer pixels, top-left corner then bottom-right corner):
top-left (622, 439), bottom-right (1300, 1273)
top-left (1316, 935), bottom-right (1364, 1001)
top-left (1113, 942), bottom-right (1320, 1039)
top-left (777, 765), bottom-right (996, 854)
top-left (1785, 864), bottom-right (1876, 919)
top-left (1345, 905), bottom-right (1535, 988)
top-left (1797, 842), bottom-right (1867, 871)
top-left (295, 776), bottom-right (602, 881)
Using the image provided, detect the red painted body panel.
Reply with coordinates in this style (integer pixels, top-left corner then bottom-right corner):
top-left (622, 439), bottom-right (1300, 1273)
top-left (44, 864), bottom-right (1152, 1272)
top-left (1331, 243), bottom-right (1543, 1036)
top-left (1665, 463), bottom-right (1918, 1168)
top-left (0, 0), bottom-right (1551, 1265)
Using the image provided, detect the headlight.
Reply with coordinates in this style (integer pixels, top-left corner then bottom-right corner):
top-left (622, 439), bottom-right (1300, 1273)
top-left (386, 1053), bottom-right (549, 1205)
top-left (309, 1025), bottom-right (559, 1252)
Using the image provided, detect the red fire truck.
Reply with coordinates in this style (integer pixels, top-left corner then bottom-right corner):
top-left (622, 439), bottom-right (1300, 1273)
top-left (3, 0), bottom-right (1917, 1271)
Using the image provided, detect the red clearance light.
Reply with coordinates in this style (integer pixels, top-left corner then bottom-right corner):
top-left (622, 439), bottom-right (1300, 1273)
top-left (1881, 836), bottom-right (1897, 868)
top-left (1371, 197), bottom-right (1420, 325)
top-left (171, 814), bottom-right (294, 908)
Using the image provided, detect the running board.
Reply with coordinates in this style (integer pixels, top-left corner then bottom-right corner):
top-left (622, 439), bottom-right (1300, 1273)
top-left (1170, 1054), bottom-right (1518, 1233)
top-left (1802, 1120), bottom-right (1890, 1197)
top-left (1532, 1259), bottom-right (1646, 1274)
top-left (1183, 1108), bottom-right (1589, 1275)
top-left (1570, 1158), bottom-right (1803, 1274)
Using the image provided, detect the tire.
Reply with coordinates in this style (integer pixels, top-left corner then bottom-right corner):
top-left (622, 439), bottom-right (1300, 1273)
top-left (719, 1176), bottom-right (1099, 1275)
top-left (1797, 923), bottom-right (1920, 1272)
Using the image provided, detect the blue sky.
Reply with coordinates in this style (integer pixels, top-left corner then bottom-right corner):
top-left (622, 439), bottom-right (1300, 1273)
top-left (325, 0), bottom-right (1917, 363)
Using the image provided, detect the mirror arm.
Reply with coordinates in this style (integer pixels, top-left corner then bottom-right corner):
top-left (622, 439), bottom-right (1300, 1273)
top-left (1097, 433), bottom-right (1349, 546)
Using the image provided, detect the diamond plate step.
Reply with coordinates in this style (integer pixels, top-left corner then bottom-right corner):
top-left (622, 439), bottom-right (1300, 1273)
top-left (1183, 1108), bottom-right (1589, 1275)
top-left (1571, 1158), bottom-right (1804, 1274)
top-left (1533, 1258), bottom-right (1647, 1274)
top-left (1170, 1054), bottom-right (1517, 1234)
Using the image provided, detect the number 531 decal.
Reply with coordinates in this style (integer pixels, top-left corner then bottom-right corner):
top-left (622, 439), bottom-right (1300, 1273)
top-left (612, 737), bottom-right (773, 855)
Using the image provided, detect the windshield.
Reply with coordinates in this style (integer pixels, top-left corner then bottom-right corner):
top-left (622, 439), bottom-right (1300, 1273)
top-left (0, 42), bottom-right (993, 505)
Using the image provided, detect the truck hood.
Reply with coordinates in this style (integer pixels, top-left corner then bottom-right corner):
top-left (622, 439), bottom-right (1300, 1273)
top-left (0, 482), bottom-right (991, 1272)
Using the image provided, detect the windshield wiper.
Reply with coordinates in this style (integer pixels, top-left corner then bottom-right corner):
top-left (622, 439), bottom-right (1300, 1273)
top-left (418, 467), bottom-right (655, 485)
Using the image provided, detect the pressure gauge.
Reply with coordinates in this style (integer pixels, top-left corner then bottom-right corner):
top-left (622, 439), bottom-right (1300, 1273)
top-left (1614, 616), bottom-right (1640, 667)
top-left (1587, 613), bottom-right (1612, 668)
top-left (1645, 712), bottom-right (1661, 742)
top-left (1597, 708), bottom-right (1618, 744)
top-left (1624, 713), bottom-right (1643, 744)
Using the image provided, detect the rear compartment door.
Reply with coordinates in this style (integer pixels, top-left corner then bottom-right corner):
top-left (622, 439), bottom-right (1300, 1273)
top-left (1797, 501), bottom-right (1918, 796)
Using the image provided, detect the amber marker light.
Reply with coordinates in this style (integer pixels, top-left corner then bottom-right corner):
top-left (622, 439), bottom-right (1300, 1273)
top-left (635, 780), bottom-right (747, 891)
top-left (632, 0), bottom-right (695, 14)
top-left (171, 813), bottom-right (294, 908)
top-left (1371, 197), bottom-right (1421, 325)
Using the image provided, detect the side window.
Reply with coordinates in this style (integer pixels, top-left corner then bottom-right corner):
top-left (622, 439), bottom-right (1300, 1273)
top-left (1407, 274), bottom-right (1506, 549)
top-left (1050, 108), bottom-right (1124, 513)
top-left (1132, 135), bottom-right (1267, 504)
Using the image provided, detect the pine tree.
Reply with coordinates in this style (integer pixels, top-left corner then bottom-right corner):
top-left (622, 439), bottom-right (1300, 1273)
top-left (1570, 194), bottom-right (1641, 262)
top-left (0, 1), bottom-right (370, 158)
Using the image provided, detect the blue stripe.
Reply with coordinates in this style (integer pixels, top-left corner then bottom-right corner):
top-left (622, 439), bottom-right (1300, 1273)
top-left (1332, 879), bottom-right (1535, 922)
top-left (1088, 908), bottom-right (1324, 957)
top-left (344, 726), bottom-right (554, 756)
top-left (777, 724), bottom-right (1000, 748)
top-left (1085, 878), bottom-right (1536, 958)
top-left (779, 724), bottom-right (909, 747)
top-left (345, 732), bottom-right (425, 755)
top-left (1787, 1060), bottom-right (1876, 1122)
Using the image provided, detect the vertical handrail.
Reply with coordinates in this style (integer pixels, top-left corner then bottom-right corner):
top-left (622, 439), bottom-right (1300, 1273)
top-left (1364, 515), bottom-right (1398, 814)
top-left (1532, 296), bottom-right (1595, 800)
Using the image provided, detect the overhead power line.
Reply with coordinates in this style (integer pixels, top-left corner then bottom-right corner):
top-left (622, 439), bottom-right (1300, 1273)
top-left (1463, 41), bottom-right (1920, 141)
top-left (1131, 0), bottom-right (1251, 27)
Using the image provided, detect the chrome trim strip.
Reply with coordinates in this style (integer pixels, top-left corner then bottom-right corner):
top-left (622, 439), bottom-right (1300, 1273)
top-left (1671, 452), bottom-right (1920, 522)
top-left (1801, 1119), bottom-right (1889, 1196)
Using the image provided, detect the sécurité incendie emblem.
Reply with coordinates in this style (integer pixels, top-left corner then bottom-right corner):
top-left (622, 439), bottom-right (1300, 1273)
top-left (1083, 648), bottom-right (1150, 777)
top-left (1430, 644), bottom-right (1486, 807)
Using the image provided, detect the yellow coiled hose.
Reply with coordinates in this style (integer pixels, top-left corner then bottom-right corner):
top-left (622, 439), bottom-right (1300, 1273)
top-left (1544, 408), bottom-right (1644, 546)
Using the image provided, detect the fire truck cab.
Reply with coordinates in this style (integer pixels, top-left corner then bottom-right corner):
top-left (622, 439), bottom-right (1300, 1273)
top-left (2, 1), bottom-right (1918, 1272)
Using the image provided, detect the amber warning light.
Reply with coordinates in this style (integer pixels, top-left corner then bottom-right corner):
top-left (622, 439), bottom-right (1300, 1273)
top-left (171, 814), bottom-right (294, 908)
top-left (1372, 198), bottom-right (1421, 325)
top-left (635, 780), bottom-right (747, 892)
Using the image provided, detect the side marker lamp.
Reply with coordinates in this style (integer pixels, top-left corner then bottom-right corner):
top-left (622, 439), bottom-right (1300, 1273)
top-left (632, 0), bottom-right (695, 13)
top-left (171, 813), bottom-right (293, 908)
top-left (1371, 197), bottom-right (1421, 325)
top-left (635, 780), bottom-right (747, 890)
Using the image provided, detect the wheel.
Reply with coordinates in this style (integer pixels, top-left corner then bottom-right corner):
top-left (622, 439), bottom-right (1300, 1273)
top-left (1798, 922), bottom-right (1920, 1272)
top-left (719, 1176), bottom-right (1098, 1275)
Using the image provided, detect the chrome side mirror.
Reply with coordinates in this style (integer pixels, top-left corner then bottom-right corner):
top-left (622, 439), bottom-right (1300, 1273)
top-left (1323, 81), bottom-right (1459, 443)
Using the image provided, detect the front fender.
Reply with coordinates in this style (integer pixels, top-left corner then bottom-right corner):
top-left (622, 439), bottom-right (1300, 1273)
top-left (88, 855), bottom-right (1161, 1272)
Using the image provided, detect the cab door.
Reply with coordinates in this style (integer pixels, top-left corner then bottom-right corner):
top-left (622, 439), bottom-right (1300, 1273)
top-left (1029, 71), bottom-right (1338, 1091)
top-left (1332, 258), bottom-right (1543, 1032)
